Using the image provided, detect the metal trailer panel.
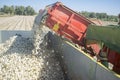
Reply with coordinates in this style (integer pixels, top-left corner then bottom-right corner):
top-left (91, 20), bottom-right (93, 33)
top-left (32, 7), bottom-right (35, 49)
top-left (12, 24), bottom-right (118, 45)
top-left (47, 32), bottom-right (120, 80)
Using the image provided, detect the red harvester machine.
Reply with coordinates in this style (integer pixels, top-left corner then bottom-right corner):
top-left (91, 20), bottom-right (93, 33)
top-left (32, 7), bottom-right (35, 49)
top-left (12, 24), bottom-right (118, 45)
top-left (38, 2), bottom-right (120, 74)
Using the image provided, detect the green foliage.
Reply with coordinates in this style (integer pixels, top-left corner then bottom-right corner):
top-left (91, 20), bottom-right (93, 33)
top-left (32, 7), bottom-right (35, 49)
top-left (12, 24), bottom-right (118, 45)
top-left (89, 12), bottom-right (96, 18)
top-left (0, 5), bottom-right (36, 15)
top-left (25, 6), bottom-right (35, 15)
top-left (80, 11), bottom-right (118, 22)
top-left (3, 5), bottom-right (9, 14)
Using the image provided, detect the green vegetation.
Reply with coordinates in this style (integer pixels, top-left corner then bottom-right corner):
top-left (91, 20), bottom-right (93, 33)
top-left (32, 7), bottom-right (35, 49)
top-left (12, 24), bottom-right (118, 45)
top-left (79, 11), bottom-right (118, 22)
top-left (0, 5), bottom-right (36, 16)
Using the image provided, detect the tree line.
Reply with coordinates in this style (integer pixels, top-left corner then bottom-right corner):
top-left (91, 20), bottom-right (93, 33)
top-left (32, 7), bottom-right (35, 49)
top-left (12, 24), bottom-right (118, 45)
top-left (79, 11), bottom-right (118, 22)
top-left (0, 5), bottom-right (36, 15)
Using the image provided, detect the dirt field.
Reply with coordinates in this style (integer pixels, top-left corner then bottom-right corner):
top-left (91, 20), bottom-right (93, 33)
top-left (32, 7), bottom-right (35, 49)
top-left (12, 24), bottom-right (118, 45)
top-left (0, 16), bottom-right (35, 30)
top-left (0, 16), bottom-right (117, 31)
top-left (90, 18), bottom-right (118, 26)
top-left (101, 21), bottom-right (118, 26)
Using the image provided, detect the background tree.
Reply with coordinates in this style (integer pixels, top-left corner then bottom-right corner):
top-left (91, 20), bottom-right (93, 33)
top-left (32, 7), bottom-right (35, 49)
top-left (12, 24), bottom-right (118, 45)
top-left (0, 5), bottom-right (36, 15)
top-left (89, 12), bottom-right (96, 18)
top-left (3, 5), bottom-right (9, 14)
top-left (81, 11), bottom-right (89, 18)
top-left (25, 6), bottom-right (35, 15)
top-left (9, 6), bottom-right (14, 15)
top-left (20, 6), bottom-right (25, 15)
top-left (79, 11), bottom-right (118, 22)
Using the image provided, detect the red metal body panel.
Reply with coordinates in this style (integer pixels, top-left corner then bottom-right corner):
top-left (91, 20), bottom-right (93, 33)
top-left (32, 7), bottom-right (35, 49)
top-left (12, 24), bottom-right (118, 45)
top-left (108, 51), bottom-right (120, 74)
top-left (45, 2), bottom-right (94, 45)
top-left (102, 46), bottom-right (120, 74)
